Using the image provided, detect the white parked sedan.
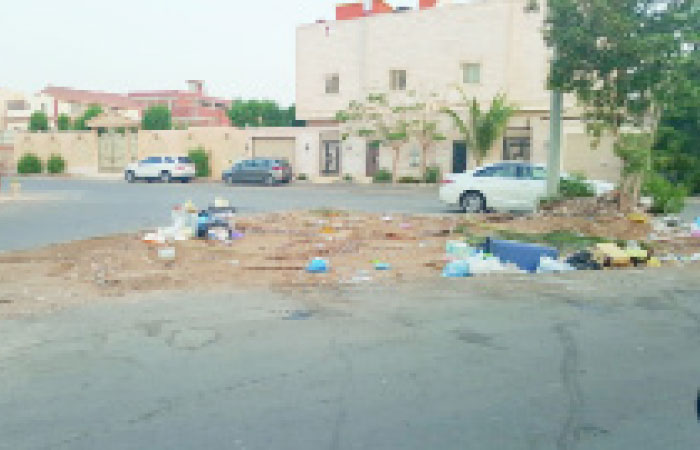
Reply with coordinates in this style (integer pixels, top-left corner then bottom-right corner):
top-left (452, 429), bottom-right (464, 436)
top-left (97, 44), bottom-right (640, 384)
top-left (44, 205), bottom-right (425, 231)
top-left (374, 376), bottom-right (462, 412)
top-left (439, 162), bottom-right (615, 213)
top-left (124, 156), bottom-right (196, 183)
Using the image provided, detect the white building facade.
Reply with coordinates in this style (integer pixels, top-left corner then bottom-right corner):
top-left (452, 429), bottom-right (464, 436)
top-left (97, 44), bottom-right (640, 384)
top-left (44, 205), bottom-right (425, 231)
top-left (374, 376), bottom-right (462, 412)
top-left (296, 0), bottom-right (621, 182)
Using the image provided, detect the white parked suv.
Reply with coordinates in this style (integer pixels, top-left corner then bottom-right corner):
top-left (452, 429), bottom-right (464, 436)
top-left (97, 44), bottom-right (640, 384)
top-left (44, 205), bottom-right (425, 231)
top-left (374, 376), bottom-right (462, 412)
top-left (124, 156), bottom-right (196, 183)
top-left (439, 162), bottom-right (615, 213)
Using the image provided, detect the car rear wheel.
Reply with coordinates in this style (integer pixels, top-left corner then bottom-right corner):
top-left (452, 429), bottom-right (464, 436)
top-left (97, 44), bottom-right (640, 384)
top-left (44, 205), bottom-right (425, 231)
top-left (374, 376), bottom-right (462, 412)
top-left (160, 171), bottom-right (172, 183)
top-left (264, 175), bottom-right (274, 186)
top-left (125, 171), bottom-right (135, 183)
top-left (460, 192), bottom-right (485, 213)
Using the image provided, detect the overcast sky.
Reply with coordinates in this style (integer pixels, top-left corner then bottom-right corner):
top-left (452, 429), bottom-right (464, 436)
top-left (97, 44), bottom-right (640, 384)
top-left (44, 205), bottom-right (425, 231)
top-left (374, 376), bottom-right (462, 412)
top-left (0, 0), bottom-right (421, 105)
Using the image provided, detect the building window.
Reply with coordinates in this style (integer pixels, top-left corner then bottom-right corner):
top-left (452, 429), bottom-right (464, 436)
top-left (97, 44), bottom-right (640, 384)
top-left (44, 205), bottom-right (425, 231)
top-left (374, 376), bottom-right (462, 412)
top-left (390, 70), bottom-right (407, 91)
top-left (462, 63), bottom-right (481, 84)
top-left (325, 74), bottom-right (340, 94)
top-left (6, 100), bottom-right (29, 111)
top-left (503, 137), bottom-right (531, 161)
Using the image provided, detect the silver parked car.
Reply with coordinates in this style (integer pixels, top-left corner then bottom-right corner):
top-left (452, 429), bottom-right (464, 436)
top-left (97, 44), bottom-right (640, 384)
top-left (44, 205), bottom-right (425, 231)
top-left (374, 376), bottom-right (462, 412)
top-left (222, 158), bottom-right (292, 185)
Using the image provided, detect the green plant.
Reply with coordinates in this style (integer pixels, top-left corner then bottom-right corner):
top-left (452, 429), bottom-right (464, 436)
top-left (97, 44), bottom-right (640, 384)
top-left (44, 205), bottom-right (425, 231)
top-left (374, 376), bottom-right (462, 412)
top-left (373, 169), bottom-right (392, 183)
top-left (424, 166), bottom-right (441, 184)
top-left (73, 105), bottom-right (103, 130)
top-left (559, 174), bottom-right (594, 198)
top-left (46, 154), bottom-right (66, 174)
top-left (398, 176), bottom-right (421, 184)
top-left (297, 173), bottom-right (308, 181)
top-left (17, 153), bottom-right (43, 174)
top-left (642, 173), bottom-right (687, 214)
top-left (29, 111), bottom-right (49, 132)
top-left (343, 173), bottom-right (354, 182)
top-left (442, 91), bottom-right (516, 167)
top-left (142, 105), bottom-right (172, 130)
top-left (187, 147), bottom-right (210, 177)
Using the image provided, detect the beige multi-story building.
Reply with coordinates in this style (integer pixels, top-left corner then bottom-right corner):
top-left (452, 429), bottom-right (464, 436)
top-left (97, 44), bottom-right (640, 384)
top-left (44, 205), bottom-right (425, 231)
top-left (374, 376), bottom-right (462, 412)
top-left (296, 0), bottom-right (621, 182)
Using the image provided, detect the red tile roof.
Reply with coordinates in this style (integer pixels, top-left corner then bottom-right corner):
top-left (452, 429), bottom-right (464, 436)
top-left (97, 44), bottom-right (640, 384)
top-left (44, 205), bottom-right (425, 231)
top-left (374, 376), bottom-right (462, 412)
top-left (41, 86), bottom-right (144, 110)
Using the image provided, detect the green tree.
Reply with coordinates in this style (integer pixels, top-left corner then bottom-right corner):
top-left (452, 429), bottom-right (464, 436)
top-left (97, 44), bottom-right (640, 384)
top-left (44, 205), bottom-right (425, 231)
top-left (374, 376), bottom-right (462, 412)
top-left (73, 105), bottom-right (103, 130)
top-left (545, 0), bottom-right (698, 208)
top-left (56, 114), bottom-right (72, 131)
top-left (402, 92), bottom-right (447, 180)
top-left (337, 93), bottom-right (411, 184)
top-left (442, 91), bottom-right (516, 167)
top-left (227, 100), bottom-right (299, 127)
top-left (654, 56), bottom-right (700, 194)
top-left (141, 105), bottom-right (172, 130)
top-left (29, 111), bottom-right (49, 132)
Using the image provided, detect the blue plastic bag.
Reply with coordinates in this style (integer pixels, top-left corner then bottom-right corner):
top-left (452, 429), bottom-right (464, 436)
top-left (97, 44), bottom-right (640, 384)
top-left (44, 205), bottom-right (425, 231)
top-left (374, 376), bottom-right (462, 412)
top-left (306, 258), bottom-right (329, 274)
top-left (442, 260), bottom-right (471, 278)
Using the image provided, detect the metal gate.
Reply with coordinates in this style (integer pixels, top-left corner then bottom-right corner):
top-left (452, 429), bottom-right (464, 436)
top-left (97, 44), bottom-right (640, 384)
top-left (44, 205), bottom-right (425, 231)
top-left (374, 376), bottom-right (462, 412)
top-left (98, 130), bottom-right (132, 173)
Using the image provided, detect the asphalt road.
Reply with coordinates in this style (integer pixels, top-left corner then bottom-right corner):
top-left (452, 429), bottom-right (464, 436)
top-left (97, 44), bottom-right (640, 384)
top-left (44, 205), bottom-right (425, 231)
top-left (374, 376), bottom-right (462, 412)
top-left (1, 269), bottom-right (699, 449)
top-left (0, 177), bottom-right (444, 252)
top-left (2, 177), bottom-right (699, 253)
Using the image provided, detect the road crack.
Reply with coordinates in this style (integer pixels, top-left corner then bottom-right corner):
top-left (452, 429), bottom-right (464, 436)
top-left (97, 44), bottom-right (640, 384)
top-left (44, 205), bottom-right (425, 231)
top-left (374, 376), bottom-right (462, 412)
top-left (554, 324), bottom-right (583, 450)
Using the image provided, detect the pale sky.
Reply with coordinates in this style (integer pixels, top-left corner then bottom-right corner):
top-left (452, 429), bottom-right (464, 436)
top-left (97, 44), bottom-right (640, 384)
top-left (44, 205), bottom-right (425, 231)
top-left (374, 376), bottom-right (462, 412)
top-left (0, 0), bottom-right (419, 106)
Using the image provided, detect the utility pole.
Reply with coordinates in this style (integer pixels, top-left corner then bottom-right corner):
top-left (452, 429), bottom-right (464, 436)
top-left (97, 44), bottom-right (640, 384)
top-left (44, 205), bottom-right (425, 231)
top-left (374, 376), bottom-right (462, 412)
top-left (547, 47), bottom-right (563, 196)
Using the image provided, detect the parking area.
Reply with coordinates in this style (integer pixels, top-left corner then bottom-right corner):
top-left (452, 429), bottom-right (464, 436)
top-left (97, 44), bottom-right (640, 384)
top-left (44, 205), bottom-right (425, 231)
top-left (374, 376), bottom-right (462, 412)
top-left (0, 177), bottom-right (444, 252)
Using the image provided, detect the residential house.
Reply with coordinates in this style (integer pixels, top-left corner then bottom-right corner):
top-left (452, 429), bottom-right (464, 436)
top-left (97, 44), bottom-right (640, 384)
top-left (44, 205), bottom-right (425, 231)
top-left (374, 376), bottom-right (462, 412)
top-left (295, 0), bottom-right (621, 182)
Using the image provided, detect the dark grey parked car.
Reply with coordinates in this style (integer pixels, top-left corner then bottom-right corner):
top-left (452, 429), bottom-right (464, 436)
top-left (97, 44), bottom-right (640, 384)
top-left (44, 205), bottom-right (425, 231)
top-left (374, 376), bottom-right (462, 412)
top-left (222, 158), bottom-right (293, 185)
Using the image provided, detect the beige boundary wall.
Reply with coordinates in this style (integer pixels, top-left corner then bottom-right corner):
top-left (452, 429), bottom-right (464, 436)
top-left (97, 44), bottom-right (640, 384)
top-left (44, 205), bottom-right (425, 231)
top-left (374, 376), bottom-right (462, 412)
top-left (13, 131), bottom-right (99, 175)
top-left (11, 124), bottom-right (621, 183)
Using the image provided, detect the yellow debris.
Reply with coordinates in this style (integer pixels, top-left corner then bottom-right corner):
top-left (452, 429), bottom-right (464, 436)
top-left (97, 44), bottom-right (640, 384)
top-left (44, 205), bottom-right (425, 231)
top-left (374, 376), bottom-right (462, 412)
top-left (593, 243), bottom-right (631, 267)
top-left (647, 257), bottom-right (662, 268)
top-left (627, 213), bottom-right (649, 224)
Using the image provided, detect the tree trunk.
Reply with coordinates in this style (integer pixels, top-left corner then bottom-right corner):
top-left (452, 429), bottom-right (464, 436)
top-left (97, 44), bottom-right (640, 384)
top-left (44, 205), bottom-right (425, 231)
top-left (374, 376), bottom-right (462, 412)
top-left (392, 146), bottom-right (400, 184)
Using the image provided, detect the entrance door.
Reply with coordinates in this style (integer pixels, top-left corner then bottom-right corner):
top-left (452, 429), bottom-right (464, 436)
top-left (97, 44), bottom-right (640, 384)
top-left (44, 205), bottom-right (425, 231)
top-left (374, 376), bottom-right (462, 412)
top-left (366, 141), bottom-right (379, 177)
top-left (452, 141), bottom-right (467, 174)
top-left (321, 141), bottom-right (340, 176)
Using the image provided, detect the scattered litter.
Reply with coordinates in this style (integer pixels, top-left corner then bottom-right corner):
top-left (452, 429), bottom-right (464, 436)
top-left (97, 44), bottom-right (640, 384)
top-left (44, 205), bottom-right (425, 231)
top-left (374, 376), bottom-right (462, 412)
top-left (442, 260), bottom-right (471, 278)
top-left (484, 238), bottom-right (559, 273)
top-left (566, 251), bottom-right (602, 271)
top-left (157, 247), bottom-right (176, 261)
top-left (306, 258), bottom-right (329, 274)
top-left (593, 243), bottom-right (631, 267)
top-left (537, 257), bottom-right (575, 274)
top-left (373, 262), bottom-right (392, 271)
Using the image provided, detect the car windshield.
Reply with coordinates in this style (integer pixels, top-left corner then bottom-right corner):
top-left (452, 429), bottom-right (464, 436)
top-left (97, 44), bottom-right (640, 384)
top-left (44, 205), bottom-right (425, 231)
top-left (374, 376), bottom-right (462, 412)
top-left (177, 157), bottom-right (192, 164)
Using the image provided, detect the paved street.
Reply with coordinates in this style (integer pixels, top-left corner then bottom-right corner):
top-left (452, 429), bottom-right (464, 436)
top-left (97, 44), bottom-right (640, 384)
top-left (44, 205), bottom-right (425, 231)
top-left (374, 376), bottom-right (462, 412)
top-left (1, 269), bottom-right (699, 450)
top-left (2, 177), bottom-right (699, 253)
top-left (0, 177), bottom-right (444, 252)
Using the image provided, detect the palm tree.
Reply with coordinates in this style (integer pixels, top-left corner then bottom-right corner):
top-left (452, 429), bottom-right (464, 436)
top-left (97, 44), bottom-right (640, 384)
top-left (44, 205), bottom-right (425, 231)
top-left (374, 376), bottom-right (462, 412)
top-left (443, 90), bottom-right (517, 168)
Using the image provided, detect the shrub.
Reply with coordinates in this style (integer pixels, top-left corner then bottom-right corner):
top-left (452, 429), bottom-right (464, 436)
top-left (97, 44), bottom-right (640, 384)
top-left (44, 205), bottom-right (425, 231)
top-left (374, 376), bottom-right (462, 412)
top-left (46, 154), bottom-right (66, 174)
top-left (424, 166), bottom-right (441, 184)
top-left (398, 176), bottom-right (421, 184)
top-left (17, 153), bottom-right (43, 174)
top-left (187, 147), bottom-right (210, 177)
top-left (343, 173), bottom-right (354, 182)
top-left (559, 174), bottom-right (594, 198)
top-left (297, 173), bottom-right (308, 181)
top-left (642, 173), bottom-right (687, 214)
top-left (373, 169), bottom-right (392, 183)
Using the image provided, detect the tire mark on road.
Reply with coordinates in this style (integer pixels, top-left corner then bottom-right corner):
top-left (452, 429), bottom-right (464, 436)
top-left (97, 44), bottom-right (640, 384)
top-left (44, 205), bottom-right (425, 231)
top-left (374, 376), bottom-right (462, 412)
top-left (554, 323), bottom-right (583, 450)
